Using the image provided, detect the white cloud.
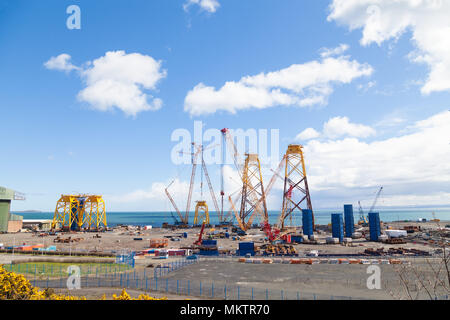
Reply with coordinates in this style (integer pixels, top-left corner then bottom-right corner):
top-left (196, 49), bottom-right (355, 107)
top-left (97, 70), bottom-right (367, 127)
top-left (328, 0), bottom-right (450, 94)
top-left (301, 110), bottom-right (450, 206)
top-left (323, 116), bottom-right (376, 139)
top-left (296, 128), bottom-right (321, 141)
top-left (45, 51), bottom-right (167, 117)
top-left (184, 49), bottom-right (373, 115)
top-left (296, 116), bottom-right (376, 141)
top-left (319, 43), bottom-right (350, 58)
top-left (184, 0), bottom-right (220, 13)
top-left (357, 80), bottom-right (376, 91)
top-left (44, 54), bottom-right (79, 72)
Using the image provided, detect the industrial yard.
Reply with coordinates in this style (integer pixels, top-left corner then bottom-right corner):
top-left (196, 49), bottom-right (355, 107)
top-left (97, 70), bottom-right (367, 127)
top-left (0, 139), bottom-right (448, 303)
top-left (1, 141), bottom-right (449, 301)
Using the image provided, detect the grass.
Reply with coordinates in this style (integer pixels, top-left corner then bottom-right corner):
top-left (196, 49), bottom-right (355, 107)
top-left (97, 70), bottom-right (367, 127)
top-left (2, 262), bottom-right (132, 278)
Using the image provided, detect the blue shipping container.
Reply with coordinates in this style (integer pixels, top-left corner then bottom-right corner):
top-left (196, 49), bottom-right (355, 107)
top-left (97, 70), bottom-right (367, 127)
top-left (344, 204), bottom-right (354, 238)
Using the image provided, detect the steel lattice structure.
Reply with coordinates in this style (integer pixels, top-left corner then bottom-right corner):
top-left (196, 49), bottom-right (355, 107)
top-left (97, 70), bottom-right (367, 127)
top-left (193, 200), bottom-right (210, 226)
top-left (278, 145), bottom-right (314, 230)
top-left (236, 154), bottom-right (268, 231)
top-left (51, 194), bottom-right (107, 231)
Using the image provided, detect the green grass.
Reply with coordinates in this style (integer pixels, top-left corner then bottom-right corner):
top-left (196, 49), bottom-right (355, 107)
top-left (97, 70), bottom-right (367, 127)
top-left (2, 262), bottom-right (132, 278)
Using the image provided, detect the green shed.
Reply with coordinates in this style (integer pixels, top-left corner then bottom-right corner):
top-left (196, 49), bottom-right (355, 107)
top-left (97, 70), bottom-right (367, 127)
top-left (0, 186), bottom-right (25, 232)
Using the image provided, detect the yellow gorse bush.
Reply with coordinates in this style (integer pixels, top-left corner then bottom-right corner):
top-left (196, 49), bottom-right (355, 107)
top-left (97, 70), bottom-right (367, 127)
top-left (0, 265), bottom-right (85, 300)
top-left (1, 266), bottom-right (166, 300)
top-left (112, 288), bottom-right (167, 300)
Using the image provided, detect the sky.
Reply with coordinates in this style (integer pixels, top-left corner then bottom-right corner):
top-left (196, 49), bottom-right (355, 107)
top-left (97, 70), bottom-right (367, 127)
top-left (1, 0), bottom-right (449, 212)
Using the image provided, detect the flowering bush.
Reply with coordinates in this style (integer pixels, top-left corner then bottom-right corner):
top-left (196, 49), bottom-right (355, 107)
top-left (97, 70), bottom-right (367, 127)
top-left (112, 288), bottom-right (167, 300)
top-left (0, 265), bottom-right (85, 300)
top-left (1, 266), bottom-right (165, 300)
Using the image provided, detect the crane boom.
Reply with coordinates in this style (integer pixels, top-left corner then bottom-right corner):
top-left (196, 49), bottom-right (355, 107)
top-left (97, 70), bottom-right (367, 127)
top-left (202, 158), bottom-right (221, 219)
top-left (165, 181), bottom-right (185, 224)
top-left (368, 187), bottom-right (383, 214)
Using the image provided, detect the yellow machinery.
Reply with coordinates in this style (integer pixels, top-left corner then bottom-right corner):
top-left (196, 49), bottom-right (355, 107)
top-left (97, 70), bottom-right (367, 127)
top-left (51, 194), bottom-right (107, 231)
top-left (193, 201), bottom-right (209, 226)
top-left (278, 145), bottom-right (314, 230)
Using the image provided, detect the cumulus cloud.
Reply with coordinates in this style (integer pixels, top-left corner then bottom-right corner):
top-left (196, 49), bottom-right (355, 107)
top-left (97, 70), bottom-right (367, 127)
top-left (45, 51), bottom-right (167, 117)
top-left (323, 116), bottom-right (376, 139)
top-left (184, 48), bottom-right (373, 115)
top-left (44, 54), bottom-right (79, 72)
top-left (296, 116), bottom-right (376, 141)
top-left (301, 110), bottom-right (450, 207)
top-left (296, 128), bottom-right (321, 141)
top-left (183, 0), bottom-right (220, 13)
top-left (327, 0), bottom-right (450, 94)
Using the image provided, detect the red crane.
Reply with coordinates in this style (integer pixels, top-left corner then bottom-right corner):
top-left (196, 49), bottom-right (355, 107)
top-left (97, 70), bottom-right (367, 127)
top-left (194, 220), bottom-right (206, 246)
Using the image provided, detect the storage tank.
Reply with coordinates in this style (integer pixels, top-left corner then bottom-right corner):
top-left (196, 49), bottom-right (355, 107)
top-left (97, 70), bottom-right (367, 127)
top-left (331, 213), bottom-right (344, 242)
top-left (344, 204), bottom-right (354, 237)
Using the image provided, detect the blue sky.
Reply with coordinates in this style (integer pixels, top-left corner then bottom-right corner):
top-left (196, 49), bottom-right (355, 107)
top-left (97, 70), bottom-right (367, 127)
top-left (1, 0), bottom-right (450, 212)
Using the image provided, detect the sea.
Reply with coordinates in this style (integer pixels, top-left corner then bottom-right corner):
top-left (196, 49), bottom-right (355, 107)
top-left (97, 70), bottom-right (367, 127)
top-left (13, 208), bottom-right (450, 227)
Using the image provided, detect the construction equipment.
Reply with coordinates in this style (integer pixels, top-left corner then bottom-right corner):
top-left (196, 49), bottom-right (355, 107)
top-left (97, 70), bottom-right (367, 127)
top-left (165, 181), bottom-right (186, 225)
top-left (357, 201), bottom-right (368, 225)
top-left (185, 143), bottom-right (202, 225)
top-left (368, 187), bottom-right (383, 214)
top-left (166, 142), bottom-right (218, 226)
top-left (200, 158), bottom-right (220, 225)
top-left (278, 145), bottom-right (314, 230)
top-left (51, 194), bottom-right (107, 231)
top-left (193, 201), bottom-right (209, 225)
top-left (220, 128), bottom-right (227, 223)
top-left (194, 221), bottom-right (206, 246)
top-left (358, 187), bottom-right (383, 226)
top-left (262, 221), bottom-right (281, 242)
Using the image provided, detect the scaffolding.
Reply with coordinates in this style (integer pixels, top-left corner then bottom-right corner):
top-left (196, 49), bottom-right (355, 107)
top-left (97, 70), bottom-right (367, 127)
top-left (51, 194), bottom-right (107, 231)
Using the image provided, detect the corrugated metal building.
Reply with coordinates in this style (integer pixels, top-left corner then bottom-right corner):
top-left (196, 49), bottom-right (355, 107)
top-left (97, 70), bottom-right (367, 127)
top-left (0, 186), bottom-right (24, 233)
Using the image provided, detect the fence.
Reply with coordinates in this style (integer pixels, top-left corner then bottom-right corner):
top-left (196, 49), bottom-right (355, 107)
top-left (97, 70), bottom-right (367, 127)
top-left (4, 256), bottom-right (449, 300)
top-left (3, 262), bottom-right (132, 279)
top-left (30, 273), bottom-right (361, 300)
